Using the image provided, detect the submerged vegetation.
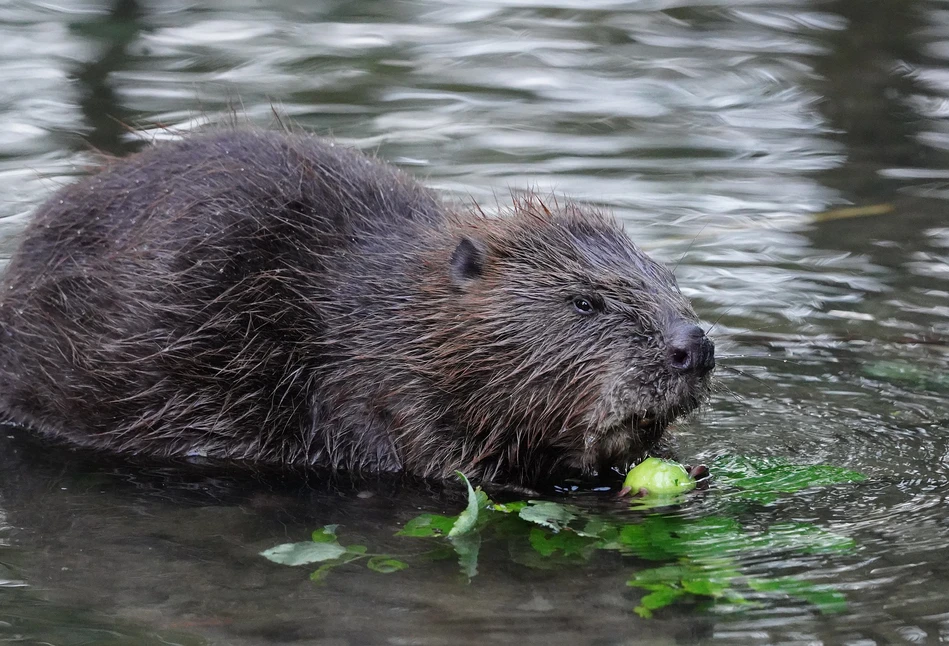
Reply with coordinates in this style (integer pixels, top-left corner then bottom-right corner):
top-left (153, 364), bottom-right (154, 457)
top-left (262, 456), bottom-right (866, 617)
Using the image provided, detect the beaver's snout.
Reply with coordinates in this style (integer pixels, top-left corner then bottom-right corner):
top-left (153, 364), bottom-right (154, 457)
top-left (666, 322), bottom-right (715, 375)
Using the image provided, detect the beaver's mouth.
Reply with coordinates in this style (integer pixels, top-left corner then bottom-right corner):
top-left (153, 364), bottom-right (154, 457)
top-left (567, 375), bottom-right (710, 478)
top-left (574, 409), bottom-right (672, 474)
top-left (631, 412), bottom-right (663, 434)
top-left (618, 409), bottom-right (671, 449)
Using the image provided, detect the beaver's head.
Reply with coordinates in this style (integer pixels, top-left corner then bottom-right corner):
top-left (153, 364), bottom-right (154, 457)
top-left (428, 196), bottom-right (714, 484)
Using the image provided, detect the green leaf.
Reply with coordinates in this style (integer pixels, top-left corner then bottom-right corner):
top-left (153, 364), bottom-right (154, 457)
top-left (397, 514), bottom-right (457, 537)
top-left (474, 489), bottom-right (491, 509)
top-left (449, 533), bottom-right (481, 579)
top-left (627, 563), bottom-right (690, 587)
top-left (628, 559), bottom-right (747, 616)
top-left (528, 528), bottom-right (597, 560)
top-left (653, 517), bottom-right (744, 560)
top-left (577, 517), bottom-right (615, 539)
top-left (750, 523), bottom-right (855, 554)
top-left (617, 516), bottom-right (743, 561)
top-left (419, 545), bottom-right (456, 561)
top-left (635, 587), bottom-right (687, 618)
top-left (518, 501), bottom-right (576, 532)
top-left (617, 523), bottom-right (673, 561)
top-left (309, 563), bottom-right (338, 582)
top-left (311, 525), bottom-right (338, 543)
top-left (448, 472), bottom-right (480, 537)
top-left (747, 576), bottom-right (848, 614)
top-left (711, 455), bottom-right (866, 503)
top-left (489, 501), bottom-right (528, 514)
top-left (528, 527), bottom-right (558, 557)
top-left (366, 557), bottom-right (409, 574)
top-left (383, 456), bottom-right (860, 618)
top-left (337, 544), bottom-right (369, 564)
top-left (261, 541), bottom-right (347, 566)
top-left (681, 577), bottom-right (729, 598)
top-left (863, 360), bottom-right (949, 390)
top-left (798, 589), bottom-right (848, 614)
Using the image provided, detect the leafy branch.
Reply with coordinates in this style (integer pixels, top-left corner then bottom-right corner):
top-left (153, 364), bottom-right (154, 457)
top-left (261, 455), bottom-right (866, 617)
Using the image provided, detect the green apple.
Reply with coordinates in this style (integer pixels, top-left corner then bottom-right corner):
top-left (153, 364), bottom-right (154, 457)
top-left (622, 457), bottom-right (696, 496)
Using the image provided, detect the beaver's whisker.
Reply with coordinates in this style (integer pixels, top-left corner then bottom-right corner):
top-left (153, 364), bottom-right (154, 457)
top-left (714, 364), bottom-right (775, 391)
top-left (671, 222), bottom-right (709, 277)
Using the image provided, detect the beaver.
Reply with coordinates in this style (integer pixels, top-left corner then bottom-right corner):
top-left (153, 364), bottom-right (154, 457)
top-left (0, 129), bottom-right (714, 487)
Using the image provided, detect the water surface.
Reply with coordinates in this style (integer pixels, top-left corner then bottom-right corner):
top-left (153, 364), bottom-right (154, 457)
top-left (0, 1), bottom-right (947, 644)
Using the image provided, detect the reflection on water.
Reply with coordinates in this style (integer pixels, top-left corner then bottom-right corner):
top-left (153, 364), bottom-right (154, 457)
top-left (0, 0), bottom-right (947, 644)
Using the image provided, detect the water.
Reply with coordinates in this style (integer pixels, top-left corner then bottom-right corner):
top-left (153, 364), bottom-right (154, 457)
top-left (0, 0), bottom-right (947, 644)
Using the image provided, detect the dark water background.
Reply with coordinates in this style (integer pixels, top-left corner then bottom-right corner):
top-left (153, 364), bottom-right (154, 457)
top-left (0, 1), bottom-right (947, 644)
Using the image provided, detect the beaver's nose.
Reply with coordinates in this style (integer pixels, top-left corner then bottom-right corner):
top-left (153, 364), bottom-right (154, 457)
top-left (667, 323), bottom-right (715, 375)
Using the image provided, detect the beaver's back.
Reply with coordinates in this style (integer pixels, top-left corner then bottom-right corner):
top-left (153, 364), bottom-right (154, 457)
top-left (0, 130), bottom-right (443, 463)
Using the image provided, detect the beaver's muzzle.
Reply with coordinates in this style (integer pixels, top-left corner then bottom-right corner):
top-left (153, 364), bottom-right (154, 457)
top-left (666, 323), bottom-right (715, 376)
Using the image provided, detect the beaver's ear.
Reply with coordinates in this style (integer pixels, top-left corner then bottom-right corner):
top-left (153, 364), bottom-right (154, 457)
top-left (449, 236), bottom-right (485, 288)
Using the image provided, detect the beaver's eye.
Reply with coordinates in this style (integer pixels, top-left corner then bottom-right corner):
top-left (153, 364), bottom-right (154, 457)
top-left (572, 296), bottom-right (595, 315)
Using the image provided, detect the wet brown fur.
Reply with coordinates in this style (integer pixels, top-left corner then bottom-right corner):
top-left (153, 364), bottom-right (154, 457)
top-left (0, 130), bottom-right (711, 486)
